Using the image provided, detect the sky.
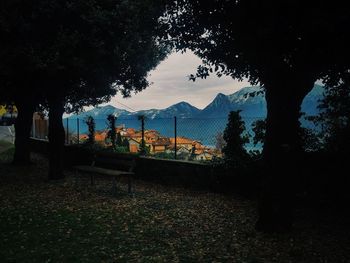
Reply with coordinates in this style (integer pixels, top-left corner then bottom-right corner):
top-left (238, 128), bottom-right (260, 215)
top-left (101, 51), bottom-right (251, 112)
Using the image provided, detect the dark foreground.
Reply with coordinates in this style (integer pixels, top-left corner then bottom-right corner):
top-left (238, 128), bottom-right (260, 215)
top-left (0, 150), bottom-right (349, 262)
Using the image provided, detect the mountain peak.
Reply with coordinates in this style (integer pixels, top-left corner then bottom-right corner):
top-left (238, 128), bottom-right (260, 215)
top-left (170, 101), bottom-right (200, 110)
top-left (198, 92), bottom-right (232, 117)
top-left (173, 101), bottom-right (191, 107)
top-left (228, 86), bottom-right (264, 104)
top-left (216, 92), bottom-right (227, 98)
top-left (100, 105), bottom-right (117, 110)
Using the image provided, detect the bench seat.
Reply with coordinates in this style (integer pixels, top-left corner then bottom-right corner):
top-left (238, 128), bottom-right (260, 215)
top-left (74, 165), bottom-right (134, 177)
top-left (73, 152), bottom-right (137, 195)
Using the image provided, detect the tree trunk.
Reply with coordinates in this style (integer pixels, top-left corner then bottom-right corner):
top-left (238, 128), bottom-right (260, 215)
top-left (48, 98), bottom-right (65, 180)
top-left (255, 75), bottom-right (315, 232)
top-left (13, 101), bottom-right (36, 165)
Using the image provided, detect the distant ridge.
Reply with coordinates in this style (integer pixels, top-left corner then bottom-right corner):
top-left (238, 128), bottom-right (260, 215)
top-left (68, 84), bottom-right (324, 120)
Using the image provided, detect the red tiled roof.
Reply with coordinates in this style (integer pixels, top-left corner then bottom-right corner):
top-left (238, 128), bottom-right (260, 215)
top-left (169, 137), bottom-right (194, 145)
top-left (152, 137), bottom-right (171, 146)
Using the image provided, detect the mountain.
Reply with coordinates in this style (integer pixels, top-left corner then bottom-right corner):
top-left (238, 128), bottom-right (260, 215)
top-left (228, 86), bottom-right (267, 117)
top-left (197, 93), bottom-right (234, 118)
top-left (165, 101), bottom-right (201, 118)
top-left (135, 102), bottom-right (200, 119)
top-left (68, 101), bottom-right (200, 120)
top-left (198, 86), bottom-right (266, 118)
top-left (67, 85), bottom-right (325, 121)
top-left (198, 84), bottom-right (324, 118)
top-left (301, 84), bottom-right (324, 116)
top-left (68, 105), bottom-right (131, 120)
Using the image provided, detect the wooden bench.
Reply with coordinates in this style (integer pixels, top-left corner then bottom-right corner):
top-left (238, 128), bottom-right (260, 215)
top-left (73, 152), bottom-right (137, 195)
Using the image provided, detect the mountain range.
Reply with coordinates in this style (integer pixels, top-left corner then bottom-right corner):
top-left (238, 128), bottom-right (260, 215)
top-left (68, 84), bottom-right (324, 120)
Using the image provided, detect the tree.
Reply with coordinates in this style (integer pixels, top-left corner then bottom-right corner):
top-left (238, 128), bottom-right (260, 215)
top-left (252, 119), bottom-right (267, 147)
top-left (164, 1), bottom-right (349, 158)
top-left (164, 0), bottom-right (350, 231)
top-left (189, 144), bottom-right (196, 161)
top-left (138, 115), bottom-right (148, 155)
top-left (214, 131), bottom-right (226, 153)
top-left (1, 0), bottom-right (169, 178)
top-left (85, 116), bottom-right (96, 146)
top-left (222, 111), bottom-right (250, 168)
top-left (106, 114), bottom-right (117, 150)
top-left (116, 132), bottom-right (123, 147)
top-left (122, 138), bottom-right (130, 151)
top-left (315, 77), bottom-right (350, 153)
top-left (252, 118), bottom-right (322, 153)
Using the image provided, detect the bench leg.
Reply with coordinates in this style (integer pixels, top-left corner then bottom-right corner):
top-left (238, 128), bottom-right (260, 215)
top-left (128, 175), bottom-right (132, 194)
top-left (112, 177), bottom-right (117, 196)
top-left (74, 170), bottom-right (79, 188)
top-left (90, 174), bottom-right (94, 186)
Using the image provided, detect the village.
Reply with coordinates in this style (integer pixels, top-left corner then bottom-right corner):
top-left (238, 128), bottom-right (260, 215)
top-left (79, 125), bottom-right (222, 161)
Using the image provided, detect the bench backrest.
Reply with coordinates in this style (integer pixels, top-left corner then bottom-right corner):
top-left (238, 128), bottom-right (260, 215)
top-left (91, 152), bottom-right (137, 172)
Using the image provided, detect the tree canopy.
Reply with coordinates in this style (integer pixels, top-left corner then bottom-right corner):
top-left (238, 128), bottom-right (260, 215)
top-left (0, 0), bottom-right (170, 175)
top-left (0, 0), bottom-right (169, 110)
top-left (164, 1), bottom-right (350, 85)
top-left (222, 111), bottom-right (249, 167)
top-left (314, 75), bottom-right (350, 153)
top-left (162, 0), bottom-right (350, 232)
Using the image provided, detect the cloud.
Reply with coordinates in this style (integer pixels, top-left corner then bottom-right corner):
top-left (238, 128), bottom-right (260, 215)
top-left (106, 51), bottom-right (250, 111)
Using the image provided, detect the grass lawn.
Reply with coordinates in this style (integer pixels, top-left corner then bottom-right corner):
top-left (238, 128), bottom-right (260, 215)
top-left (0, 150), bottom-right (349, 262)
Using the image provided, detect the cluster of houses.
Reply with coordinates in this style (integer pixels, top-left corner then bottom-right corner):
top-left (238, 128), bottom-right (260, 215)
top-left (80, 125), bottom-right (221, 161)
top-left (28, 112), bottom-right (222, 161)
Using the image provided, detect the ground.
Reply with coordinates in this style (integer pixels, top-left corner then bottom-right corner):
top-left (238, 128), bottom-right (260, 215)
top-left (0, 139), bottom-right (14, 154)
top-left (0, 147), bottom-right (349, 262)
top-left (0, 126), bottom-right (15, 144)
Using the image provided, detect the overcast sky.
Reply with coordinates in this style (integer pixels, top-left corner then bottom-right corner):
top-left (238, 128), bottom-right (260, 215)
top-left (102, 51), bottom-right (251, 111)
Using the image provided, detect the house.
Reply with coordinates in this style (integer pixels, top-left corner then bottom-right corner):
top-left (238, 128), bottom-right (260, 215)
top-left (124, 129), bottom-right (162, 153)
top-left (169, 136), bottom-right (197, 151)
top-left (151, 137), bottom-right (171, 153)
top-left (95, 131), bottom-right (108, 143)
top-left (79, 134), bottom-right (89, 141)
top-left (194, 150), bottom-right (214, 161)
top-left (125, 128), bottom-right (136, 136)
top-left (77, 131), bottom-right (107, 144)
top-left (128, 137), bottom-right (141, 153)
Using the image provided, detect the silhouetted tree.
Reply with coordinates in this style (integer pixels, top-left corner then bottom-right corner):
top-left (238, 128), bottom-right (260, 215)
top-left (116, 132), bottom-right (123, 147)
top-left (315, 76), bottom-right (350, 153)
top-left (253, 118), bottom-right (323, 152)
top-left (0, 0), bottom-right (169, 178)
top-left (222, 111), bottom-right (250, 168)
top-left (252, 119), bottom-right (267, 147)
top-left (122, 138), bottom-right (130, 152)
top-left (85, 116), bottom-right (95, 146)
top-left (189, 144), bottom-right (196, 161)
top-left (107, 115), bottom-right (117, 150)
top-left (138, 115), bottom-right (147, 155)
top-left (164, 0), bottom-right (350, 232)
top-left (215, 131), bottom-right (226, 152)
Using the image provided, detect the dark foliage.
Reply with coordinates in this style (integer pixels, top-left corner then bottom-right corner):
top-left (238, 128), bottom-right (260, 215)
top-left (252, 118), bottom-right (322, 152)
top-left (314, 78), bottom-right (350, 154)
top-left (106, 114), bottom-right (116, 150)
top-left (222, 111), bottom-right (250, 168)
top-left (251, 119), bottom-right (266, 147)
top-left (0, 0), bottom-right (170, 178)
top-left (85, 116), bottom-right (95, 146)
